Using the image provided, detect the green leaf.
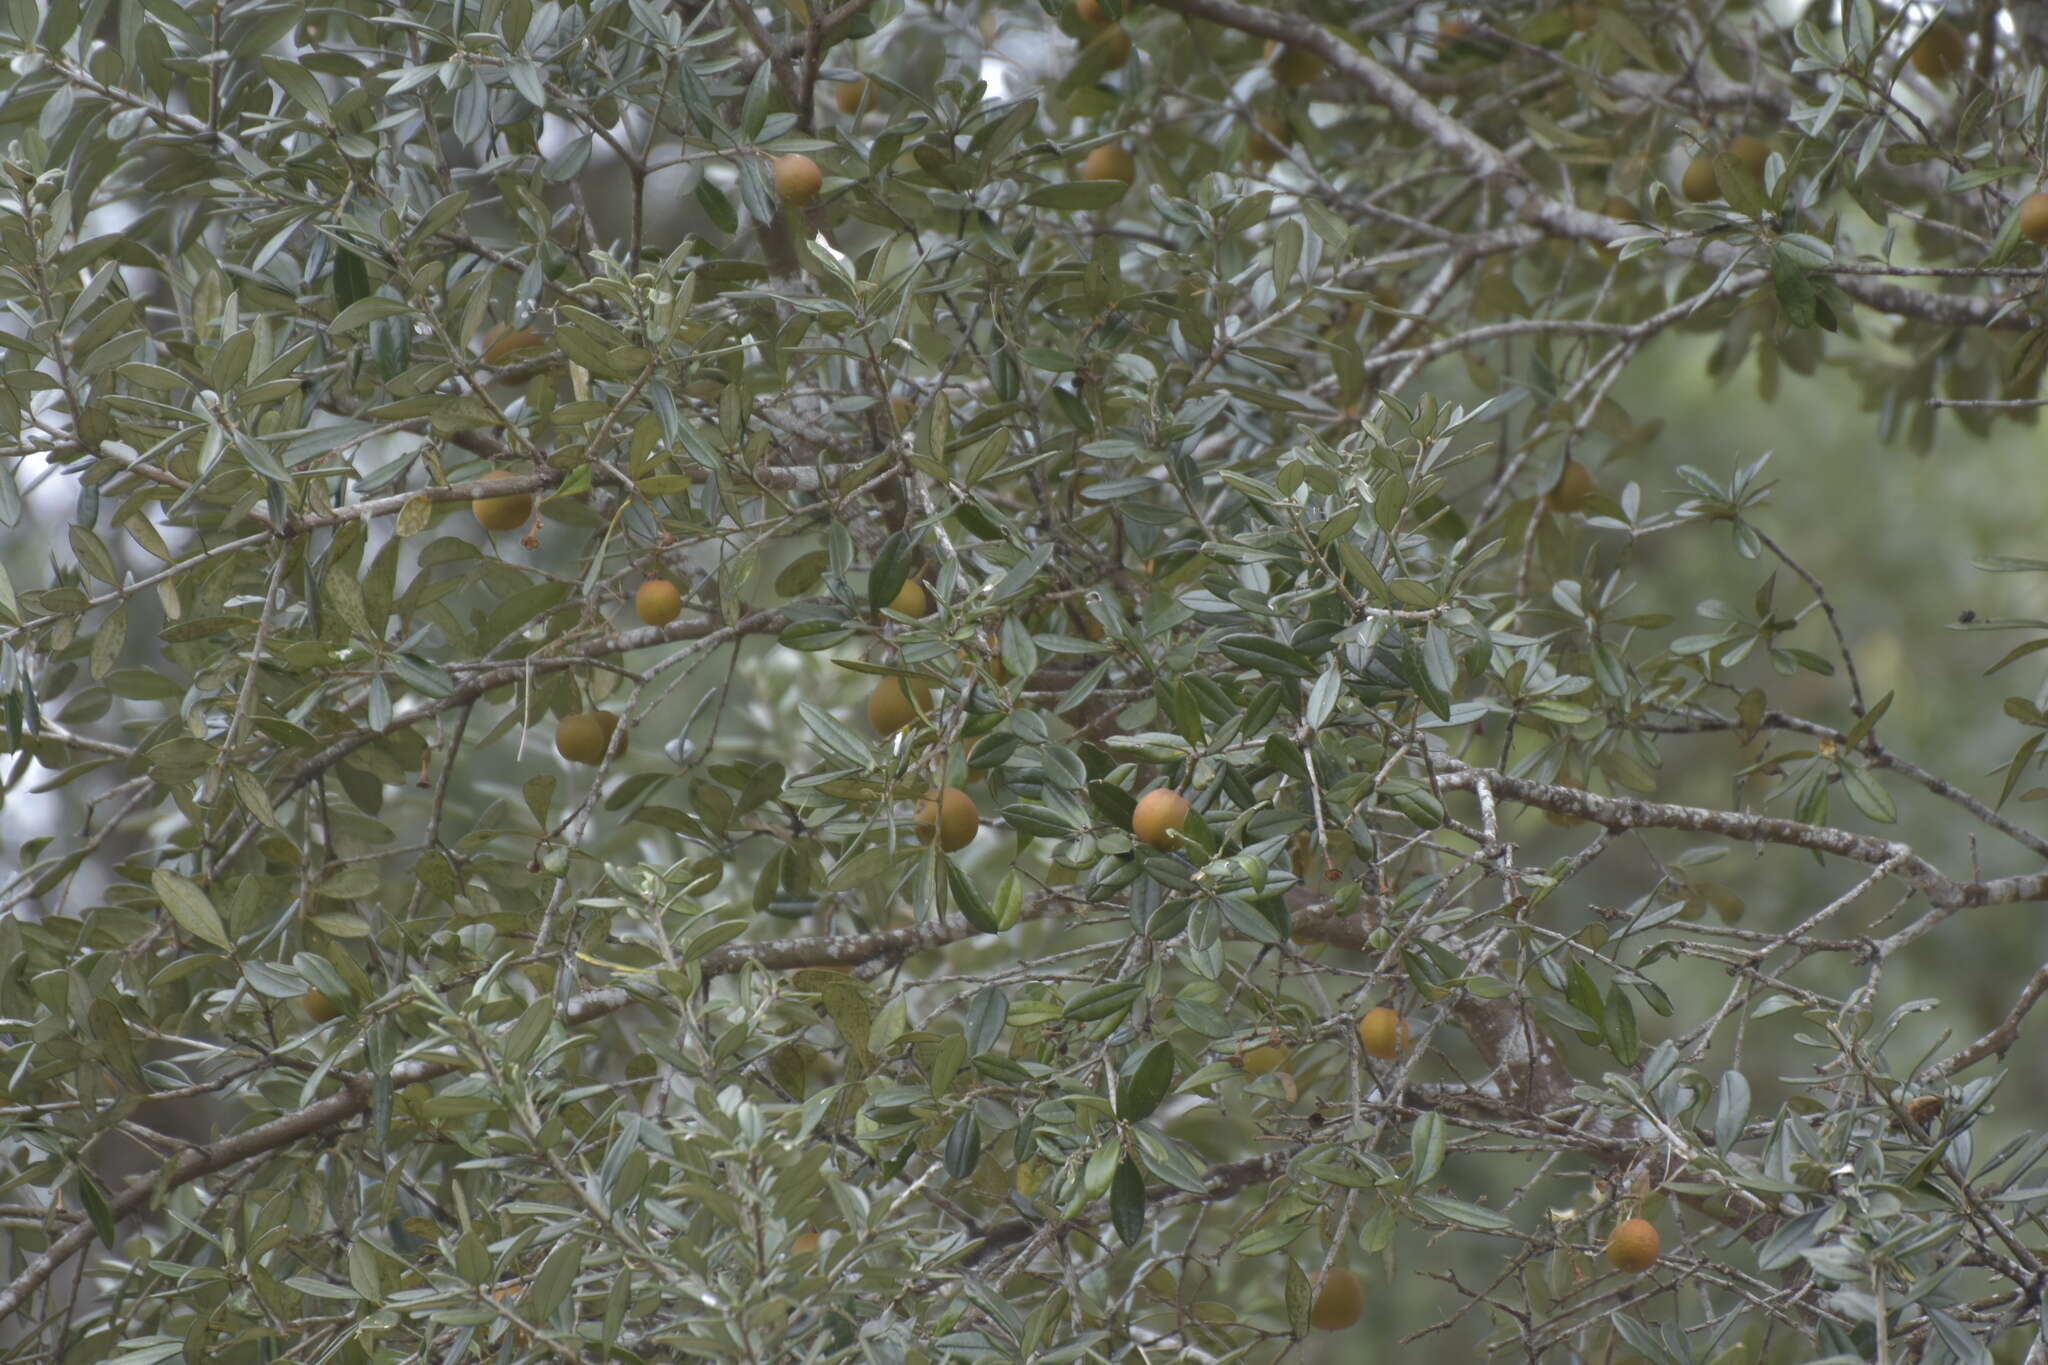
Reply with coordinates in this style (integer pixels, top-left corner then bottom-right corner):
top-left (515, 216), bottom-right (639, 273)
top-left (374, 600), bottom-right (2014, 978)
top-left (152, 868), bottom-right (232, 951)
top-left (942, 1112), bottom-right (981, 1178)
top-left (1837, 762), bottom-right (1896, 824)
top-left (1109, 1156), bottom-right (1145, 1246)
top-left (1114, 1042), bottom-right (1175, 1121)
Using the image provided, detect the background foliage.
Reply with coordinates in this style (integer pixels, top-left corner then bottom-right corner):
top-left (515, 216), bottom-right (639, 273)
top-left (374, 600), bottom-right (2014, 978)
top-left (7, 0), bottom-right (2048, 1362)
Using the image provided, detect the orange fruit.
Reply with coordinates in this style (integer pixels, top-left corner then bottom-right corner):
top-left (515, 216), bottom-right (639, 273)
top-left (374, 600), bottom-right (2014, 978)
top-left (1605, 1217), bottom-right (1661, 1273)
top-left (867, 676), bottom-right (933, 736)
top-left (1909, 19), bottom-right (1965, 80)
top-left (1308, 1267), bottom-right (1364, 1330)
top-left (471, 471), bottom-right (533, 532)
top-left (1247, 108), bottom-right (1294, 166)
top-left (1131, 788), bottom-right (1190, 850)
top-left (886, 578), bottom-right (929, 617)
top-left (1240, 1044), bottom-right (1289, 1077)
top-left (555, 710), bottom-right (622, 766)
top-left (1075, 0), bottom-right (1110, 24)
top-left (1546, 459), bottom-right (1597, 513)
top-left (636, 579), bottom-right (682, 626)
top-left (772, 153), bottom-right (823, 205)
top-left (790, 1230), bottom-right (822, 1255)
top-left (2021, 192), bottom-right (2048, 246)
top-left (1264, 39), bottom-right (1324, 87)
top-left (1088, 24), bottom-right (1132, 69)
top-left (1357, 1007), bottom-right (1410, 1059)
top-left (303, 988), bottom-right (341, 1023)
top-left (834, 80), bottom-right (868, 115)
top-left (1728, 134), bottom-right (1770, 177)
top-left (1680, 154), bottom-right (1718, 203)
top-left (1082, 144), bottom-right (1135, 184)
top-left (915, 786), bottom-right (980, 852)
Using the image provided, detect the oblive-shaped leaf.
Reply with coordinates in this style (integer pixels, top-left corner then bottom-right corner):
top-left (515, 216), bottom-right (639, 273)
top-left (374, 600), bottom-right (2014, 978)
top-left (152, 868), bottom-right (232, 951)
top-left (1114, 1041), bottom-right (1174, 1121)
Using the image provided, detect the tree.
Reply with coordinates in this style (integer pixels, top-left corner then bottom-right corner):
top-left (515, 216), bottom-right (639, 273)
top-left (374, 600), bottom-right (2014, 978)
top-left (5, 0), bottom-right (2048, 1360)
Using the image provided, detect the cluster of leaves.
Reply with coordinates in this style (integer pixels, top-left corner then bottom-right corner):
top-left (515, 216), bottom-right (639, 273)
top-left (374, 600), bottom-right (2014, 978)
top-left (7, 0), bottom-right (2048, 1362)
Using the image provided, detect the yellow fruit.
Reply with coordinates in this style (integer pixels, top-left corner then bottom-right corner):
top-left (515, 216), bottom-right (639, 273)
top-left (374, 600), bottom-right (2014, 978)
top-left (1728, 134), bottom-right (1770, 177)
top-left (1264, 39), bottom-right (1324, 87)
top-left (867, 676), bottom-right (933, 736)
top-left (636, 579), bottom-right (682, 626)
top-left (471, 471), bottom-right (533, 533)
top-left (1606, 1217), bottom-right (1661, 1273)
top-left (915, 786), bottom-right (980, 852)
top-left (555, 710), bottom-right (622, 766)
top-left (1680, 154), bottom-right (1719, 203)
top-left (1131, 788), bottom-right (1190, 850)
top-left (1308, 1267), bottom-right (1364, 1331)
top-left (790, 1230), bottom-right (821, 1255)
top-left (303, 988), bottom-right (341, 1023)
top-left (1241, 1044), bottom-right (1289, 1077)
top-left (1909, 19), bottom-right (1965, 80)
top-left (772, 153), bottom-right (824, 205)
top-left (1082, 144), bottom-right (1135, 184)
top-left (1546, 459), bottom-right (1597, 513)
top-left (1358, 1007), bottom-right (1410, 1059)
top-left (834, 79), bottom-right (868, 115)
top-left (2021, 192), bottom-right (2048, 247)
top-left (480, 324), bottom-right (544, 365)
top-left (887, 578), bottom-right (928, 617)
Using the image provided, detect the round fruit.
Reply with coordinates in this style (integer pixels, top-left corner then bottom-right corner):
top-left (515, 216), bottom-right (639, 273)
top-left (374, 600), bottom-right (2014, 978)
top-left (1546, 459), bottom-right (1597, 513)
top-left (555, 710), bottom-right (622, 766)
top-left (1082, 144), bottom-right (1135, 184)
top-left (1241, 1044), bottom-right (1289, 1077)
top-left (1594, 195), bottom-right (1635, 259)
top-left (1089, 23), bottom-right (1132, 69)
top-left (636, 579), bottom-right (682, 627)
top-left (1680, 154), bottom-right (1719, 203)
top-left (1909, 19), bottom-right (1965, 80)
top-left (915, 786), bottom-right (980, 852)
top-left (887, 578), bottom-right (929, 617)
top-left (1265, 39), bottom-right (1324, 87)
top-left (772, 153), bottom-right (823, 205)
top-left (1075, 0), bottom-right (1110, 24)
top-left (867, 676), bottom-right (933, 736)
top-left (1308, 1268), bottom-right (1364, 1331)
top-left (471, 471), bottom-right (533, 532)
top-left (480, 324), bottom-right (544, 365)
top-left (2021, 192), bottom-right (2048, 246)
top-left (1606, 1217), bottom-right (1661, 1273)
top-left (1358, 1006), bottom-right (1410, 1059)
top-left (834, 79), bottom-right (868, 115)
top-left (303, 988), bottom-right (341, 1023)
top-left (1248, 108), bottom-right (1294, 166)
top-left (1728, 134), bottom-right (1770, 177)
top-left (1131, 788), bottom-right (1190, 850)
top-left (790, 1230), bottom-right (821, 1256)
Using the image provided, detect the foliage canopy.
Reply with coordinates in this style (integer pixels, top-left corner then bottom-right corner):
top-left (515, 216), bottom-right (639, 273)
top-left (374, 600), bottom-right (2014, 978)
top-left (8, 1), bottom-right (2048, 1362)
